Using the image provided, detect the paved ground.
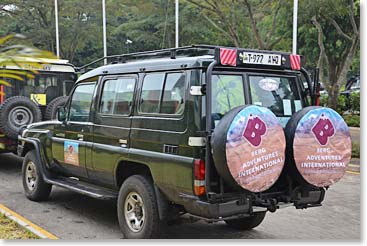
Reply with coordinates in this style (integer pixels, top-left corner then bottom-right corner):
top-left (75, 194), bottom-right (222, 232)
top-left (0, 153), bottom-right (360, 240)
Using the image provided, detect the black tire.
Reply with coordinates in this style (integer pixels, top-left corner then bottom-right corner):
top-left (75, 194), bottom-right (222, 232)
top-left (0, 96), bottom-right (42, 139)
top-left (225, 212), bottom-right (266, 230)
top-left (211, 105), bottom-right (286, 192)
top-left (22, 150), bottom-right (52, 201)
top-left (117, 175), bottom-right (161, 239)
top-left (44, 96), bottom-right (68, 120)
top-left (284, 106), bottom-right (351, 187)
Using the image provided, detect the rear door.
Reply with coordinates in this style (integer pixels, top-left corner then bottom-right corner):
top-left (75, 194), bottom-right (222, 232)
top-left (89, 76), bottom-right (137, 186)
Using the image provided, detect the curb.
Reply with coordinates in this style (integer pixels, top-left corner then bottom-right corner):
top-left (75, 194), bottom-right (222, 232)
top-left (0, 204), bottom-right (58, 239)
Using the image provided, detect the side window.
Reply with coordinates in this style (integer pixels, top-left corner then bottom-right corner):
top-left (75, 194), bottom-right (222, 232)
top-left (161, 73), bottom-right (185, 114)
top-left (99, 77), bottom-right (136, 115)
top-left (140, 73), bottom-right (165, 113)
top-left (69, 83), bottom-right (96, 122)
top-left (139, 72), bottom-right (186, 114)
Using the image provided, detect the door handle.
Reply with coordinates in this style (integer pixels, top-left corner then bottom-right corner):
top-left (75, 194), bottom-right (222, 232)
top-left (119, 139), bottom-right (127, 148)
top-left (77, 134), bottom-right (84, 141)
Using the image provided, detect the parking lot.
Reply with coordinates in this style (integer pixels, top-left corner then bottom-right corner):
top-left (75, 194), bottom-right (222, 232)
top-left (0, 153), bottom-right (360, 239)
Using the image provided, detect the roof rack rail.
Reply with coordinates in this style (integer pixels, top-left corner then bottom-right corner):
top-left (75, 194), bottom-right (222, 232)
top-left (75, 45), bottom-right (227, 74)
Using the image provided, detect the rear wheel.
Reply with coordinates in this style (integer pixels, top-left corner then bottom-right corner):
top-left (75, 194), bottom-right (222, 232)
top-left (225, 212), bottom-right (266, 230)
top-left (22, 150), bottom-right (52, 201)
top-left (117, 175), bottom-right (161, 239)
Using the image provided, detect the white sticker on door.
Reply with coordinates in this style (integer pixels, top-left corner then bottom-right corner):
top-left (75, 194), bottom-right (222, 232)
top-left (64, 141), bottom-right (79, 166)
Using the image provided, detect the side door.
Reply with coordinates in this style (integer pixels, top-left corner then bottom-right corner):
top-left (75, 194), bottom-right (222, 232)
top-left (51, 82), bottom-right (96, 178)
top-left (89, 76), bottom-right (136, 186)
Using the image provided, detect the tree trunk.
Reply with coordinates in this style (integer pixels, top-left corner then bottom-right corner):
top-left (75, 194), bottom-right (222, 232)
top-left (328, 37), bottom-right (359, 110)
top-left (328, 83), bottom-right (340, 110)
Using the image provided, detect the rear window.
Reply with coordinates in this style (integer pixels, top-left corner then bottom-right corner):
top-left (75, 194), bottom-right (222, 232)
top-left (212, 74), bottom-right (245, 116)
top-left (209, 73), bottom-right (302, 127)
top-left (248, 75), bottom-right (302, 117)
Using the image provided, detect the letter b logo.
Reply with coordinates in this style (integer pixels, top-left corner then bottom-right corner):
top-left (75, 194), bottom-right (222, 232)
top-left (312, 114), bottom-right (335, 146)
top-left (243, 114), bottom-right (267, 147)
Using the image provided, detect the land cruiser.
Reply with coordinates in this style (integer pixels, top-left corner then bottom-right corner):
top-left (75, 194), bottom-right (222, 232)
top-left (0, 57), bottom-right (77, 153)
top-left (17, 45), bottom-right (352, 239)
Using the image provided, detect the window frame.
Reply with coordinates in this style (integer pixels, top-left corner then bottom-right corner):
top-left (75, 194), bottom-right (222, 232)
top-left (66, 82), bottom-right (97, 123)
top-left (137, 71), bottom-right (187, 117)
top-left (97, 75), bottom-right (137, 117)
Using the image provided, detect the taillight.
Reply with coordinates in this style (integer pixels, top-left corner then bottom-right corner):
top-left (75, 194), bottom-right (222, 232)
top-left (194, 159), bottom-right (206, 196)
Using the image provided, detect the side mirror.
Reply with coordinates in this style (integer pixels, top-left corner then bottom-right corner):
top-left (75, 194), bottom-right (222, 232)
top-left (57, 106), bottom-right (67, 122)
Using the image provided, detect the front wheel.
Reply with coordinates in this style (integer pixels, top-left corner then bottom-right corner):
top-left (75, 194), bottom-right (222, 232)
top-left (117, 175), bottom-right (161, 239)
top-left (225, 212), bottom-right (266, 230)
top-left (22, 150), bottom-right (52, 201)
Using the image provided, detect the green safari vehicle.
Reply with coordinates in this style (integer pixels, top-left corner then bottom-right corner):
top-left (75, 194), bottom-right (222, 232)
top-left (17, 45), bottom-right (352, 239)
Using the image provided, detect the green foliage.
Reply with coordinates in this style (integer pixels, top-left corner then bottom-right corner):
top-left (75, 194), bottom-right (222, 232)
top-left (319, 94), bottom-right (348, 115)
top-left (343, 114), bottom-right (360, 127)
top-left (336, 95), bottom-right (348, 115)
top-left (320, 94), bottom-right (328, 107)
top-left (350, 92), bottom-right (360, 114)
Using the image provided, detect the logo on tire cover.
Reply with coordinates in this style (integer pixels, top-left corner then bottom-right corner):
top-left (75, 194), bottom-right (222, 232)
top-left (243, 114), bottom-right (267, 147)
top-left (311, 114), bottom-right (335, 146)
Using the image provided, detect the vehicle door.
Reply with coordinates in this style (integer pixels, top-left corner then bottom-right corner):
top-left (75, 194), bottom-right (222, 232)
top-left (51, 82), bottom-right (97, 178)
top-left (89, 76), bottom-right (136, 186)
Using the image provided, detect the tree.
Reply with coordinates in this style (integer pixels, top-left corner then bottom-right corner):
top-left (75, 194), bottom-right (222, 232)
top-left (299, 0), bottom-right (359, 109)
top-left (185, 0), bottom-right (292, 50)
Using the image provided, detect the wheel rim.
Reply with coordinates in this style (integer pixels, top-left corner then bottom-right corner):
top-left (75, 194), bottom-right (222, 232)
top-left (25, 161), bottom-right (37, 191)
top-left (9, 106), bottom-right (34, 129)
top-left (124, 191), bottom-right (145, 233)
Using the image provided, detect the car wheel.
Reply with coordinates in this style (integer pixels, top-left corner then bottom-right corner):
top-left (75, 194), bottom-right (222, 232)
top-left (22, 150), bottom-right (52, 201)
top-left (117, 175), bottom-right (161, 239)
top-left (224, 212), bottom-right (266, 230)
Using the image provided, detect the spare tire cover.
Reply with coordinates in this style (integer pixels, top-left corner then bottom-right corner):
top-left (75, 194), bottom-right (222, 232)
top-left (212, 105), bottom-right (286, 193)
top-left (285, 106), bottom-right (351, 187)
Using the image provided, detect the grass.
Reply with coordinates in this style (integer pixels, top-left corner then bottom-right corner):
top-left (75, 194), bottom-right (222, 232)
top-left (0, 213), bottom-right (39, 240)
top-left (352, 141), bottom-right (360, 158)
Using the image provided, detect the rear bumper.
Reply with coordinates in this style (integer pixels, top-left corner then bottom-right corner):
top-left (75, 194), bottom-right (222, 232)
top-left (187, 199), bottom-right (251, 219)
top-left (182, 189), bottom-right (324, 220)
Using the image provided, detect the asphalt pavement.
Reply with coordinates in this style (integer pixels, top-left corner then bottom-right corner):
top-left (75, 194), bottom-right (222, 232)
top-left (0, 153), bottom-right (360, 240)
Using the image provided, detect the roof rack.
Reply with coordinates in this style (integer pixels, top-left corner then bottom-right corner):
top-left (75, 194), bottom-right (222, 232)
top-left (75, 45), bottom-right (223, 74)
